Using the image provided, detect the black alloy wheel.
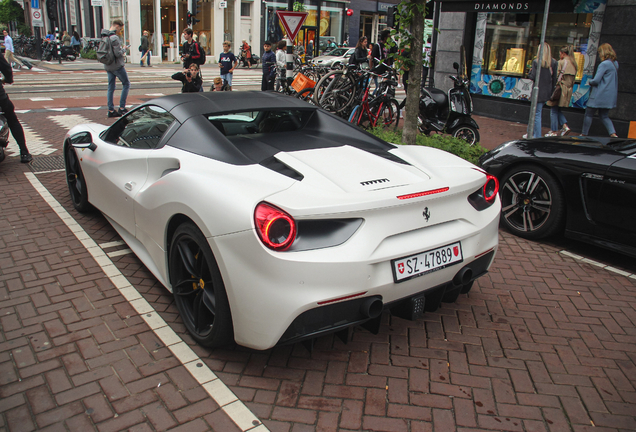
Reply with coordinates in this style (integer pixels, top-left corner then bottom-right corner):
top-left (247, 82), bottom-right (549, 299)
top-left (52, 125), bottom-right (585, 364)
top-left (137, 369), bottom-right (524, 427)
top-left (64, 144), bottom-right (93, 212)
top-left (499, 165), bottom-right (565, 240)
top-left (169, 223), bottom-right (233, 348)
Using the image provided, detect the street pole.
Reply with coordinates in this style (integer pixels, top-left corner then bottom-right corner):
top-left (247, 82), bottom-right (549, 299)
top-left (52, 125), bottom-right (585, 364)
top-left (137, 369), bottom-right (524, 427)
top-left (56, 25), bottom-right (61, 64)
top-left (527, 0), bottom-right (551, 138)
top-left (286, 0), bottom-right (294, 75)
top-left (429, 0), bottom-right (441, 89)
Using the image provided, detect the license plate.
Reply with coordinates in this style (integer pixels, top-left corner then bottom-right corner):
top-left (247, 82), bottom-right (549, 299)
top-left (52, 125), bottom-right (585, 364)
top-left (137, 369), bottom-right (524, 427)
top-left (392, 242), bottom-right (463, 283)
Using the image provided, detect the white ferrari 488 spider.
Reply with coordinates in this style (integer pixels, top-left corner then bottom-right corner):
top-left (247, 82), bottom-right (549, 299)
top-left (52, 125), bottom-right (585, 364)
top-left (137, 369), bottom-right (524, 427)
top-left (64, 91), bottom-right (500, 350)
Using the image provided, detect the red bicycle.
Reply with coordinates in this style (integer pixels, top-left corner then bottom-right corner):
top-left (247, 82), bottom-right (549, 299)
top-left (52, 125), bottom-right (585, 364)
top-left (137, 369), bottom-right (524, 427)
top-left (348, 70), bottom-right (400, 130)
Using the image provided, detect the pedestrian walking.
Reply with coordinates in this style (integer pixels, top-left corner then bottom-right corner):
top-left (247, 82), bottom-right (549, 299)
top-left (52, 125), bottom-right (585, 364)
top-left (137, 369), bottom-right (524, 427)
top-left (0, 53), bottom-right (32, 163)
top-left (261, 41), bottom-right (276, 91)
top-left (275, 40), bottom-right (286, 91)
top-left (182, 28), bottom-right (203, 70)
top-left (140, 30), bottom-right (151, 67)
top-left (545, 45), bottom-right (577, 137)
top-left (62, 31), bottom-right (71, 47)
top-left (581, 43), bottom-right (618, 137)
top-left (525, 43), bottom-right (557, 139)
top-left (71, 31), bottom-right (81, 55)
top-left (2, 30), bottom-right (27, 69)
top-left (218, 41), bottom-right (237, 90)
top-left (172, 63), bottom-right (202, 93)
top-left (102, 19), bottom-right (130, 118)
top-left (348, 36), bottom-right (369, 68)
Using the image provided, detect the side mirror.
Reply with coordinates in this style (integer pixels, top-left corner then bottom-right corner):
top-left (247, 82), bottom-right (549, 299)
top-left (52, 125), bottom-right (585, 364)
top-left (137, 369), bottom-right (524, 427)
top-left (453, 62), bottom-right (460, 71)
top-left (70, 132), bottom-right (97, 151)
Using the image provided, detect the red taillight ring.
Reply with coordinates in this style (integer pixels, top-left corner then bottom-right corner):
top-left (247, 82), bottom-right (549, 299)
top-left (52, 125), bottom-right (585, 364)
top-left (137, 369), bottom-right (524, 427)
top-left (254, 202), bottom-right (297, 251)
top-left (483, 174), bottom-right (499, 203)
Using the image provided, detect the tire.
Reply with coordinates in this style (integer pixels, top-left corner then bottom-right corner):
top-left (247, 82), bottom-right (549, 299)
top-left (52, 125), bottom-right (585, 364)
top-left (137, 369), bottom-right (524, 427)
top-left (499, 164), bottom-right (565, 240)
top-left (66, 55), bottom-right (76, 61)
top-left (296, 87), bottom-right (315, 104)
top-left (169, 223), bottom-right (234, 348)
top-left (64, 144), bottom-right (93, 213)
top-left (451, 125), bottom-right (480, 145)
top-left (377, 98), bottom-right (400, 130)
top-left (313, 70), bottom-right (356, 114)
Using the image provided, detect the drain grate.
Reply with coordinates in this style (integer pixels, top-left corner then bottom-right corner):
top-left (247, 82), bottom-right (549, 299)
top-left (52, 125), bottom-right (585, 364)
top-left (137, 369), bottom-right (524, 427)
top-left (29, 155), bottom-right (65, 172)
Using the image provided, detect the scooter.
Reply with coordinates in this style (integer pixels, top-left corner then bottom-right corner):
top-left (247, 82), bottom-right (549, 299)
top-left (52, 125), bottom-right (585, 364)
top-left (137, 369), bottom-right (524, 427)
top-left (238, 47), bottom-right (259, 68)
top-left (418, 61), bottom-right (479, 145)
top-left (42, 41), bottom-right (76, 62)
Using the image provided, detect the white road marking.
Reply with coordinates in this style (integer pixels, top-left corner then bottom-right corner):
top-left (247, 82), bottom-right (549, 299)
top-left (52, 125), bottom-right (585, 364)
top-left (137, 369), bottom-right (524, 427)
top-left (5, 124), bottom-right (56, 157)
top-left (48, 114), bottom-right (93, 131)
top-left (99, 240), bottom-right (126, 248)
top-left (145, 93), bottom-right (165, 96)
top-left (106, 249), bottom-right (133, 258)
top-left (24, 172), bottom-right (268, 432)
top-left (559, 250), bottom-right (635, 278)
top-left (29, 97), bottom-right (54, 101)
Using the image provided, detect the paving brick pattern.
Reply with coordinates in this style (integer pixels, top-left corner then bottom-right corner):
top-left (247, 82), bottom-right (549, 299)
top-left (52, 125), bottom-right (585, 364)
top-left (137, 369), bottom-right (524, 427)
top-left (1, 110), bottom-right (635, 431)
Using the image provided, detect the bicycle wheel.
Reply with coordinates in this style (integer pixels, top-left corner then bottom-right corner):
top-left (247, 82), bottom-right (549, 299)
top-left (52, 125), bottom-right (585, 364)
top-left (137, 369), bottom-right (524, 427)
top-left (377, 98), bottom-right (400, 130)
top-left (296, 87), bottom-right (316, 104)
top-left (312, 71), bottom-right (356, 114)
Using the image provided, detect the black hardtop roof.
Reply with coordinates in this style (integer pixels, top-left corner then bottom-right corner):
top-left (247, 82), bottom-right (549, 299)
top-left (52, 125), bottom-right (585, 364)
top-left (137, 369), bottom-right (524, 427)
top-left (148, 91), bottom-right (316, 123)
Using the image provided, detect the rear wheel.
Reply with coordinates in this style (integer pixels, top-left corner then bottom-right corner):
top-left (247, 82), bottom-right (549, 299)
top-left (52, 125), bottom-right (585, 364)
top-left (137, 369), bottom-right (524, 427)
top-left (169, 223), bottom-right (234, 348)
top-left (64, 144), bottom-right (93, 213)
top-left (377, 98), bottom-right (400, 130)
top-left (296, 87), bottom-right (315, 104)
top-left (499, 164), bottom-right (565, 240)
top-left (451, 125), bottom-right (480, 145)
top-left (313, 70), bottom-right (356, 114)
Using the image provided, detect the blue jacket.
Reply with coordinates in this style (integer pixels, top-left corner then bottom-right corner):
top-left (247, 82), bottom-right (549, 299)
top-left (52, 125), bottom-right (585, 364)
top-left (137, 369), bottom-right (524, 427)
top-left (262, 50), bottom-right (276, 77)
top-left (587, 59), bottom-right (618, 109)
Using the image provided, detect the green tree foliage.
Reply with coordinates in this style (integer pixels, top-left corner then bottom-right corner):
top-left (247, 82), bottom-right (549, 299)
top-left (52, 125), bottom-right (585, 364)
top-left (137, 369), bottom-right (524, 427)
top-left (0, 0), bottom-right (26, 26)
top-left (385, 0), bottom-right (432, 145)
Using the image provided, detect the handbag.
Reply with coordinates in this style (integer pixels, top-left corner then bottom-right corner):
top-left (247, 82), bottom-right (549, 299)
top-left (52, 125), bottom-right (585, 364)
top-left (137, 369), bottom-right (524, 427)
top-left (138, 45), bottom-right (142, 52)
top-left (547, 59), bottom-right (567, 106)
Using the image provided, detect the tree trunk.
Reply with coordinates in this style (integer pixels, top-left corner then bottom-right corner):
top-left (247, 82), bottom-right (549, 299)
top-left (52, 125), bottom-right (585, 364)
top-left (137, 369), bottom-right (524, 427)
top-left (401, 0), bottom-right (425, 145)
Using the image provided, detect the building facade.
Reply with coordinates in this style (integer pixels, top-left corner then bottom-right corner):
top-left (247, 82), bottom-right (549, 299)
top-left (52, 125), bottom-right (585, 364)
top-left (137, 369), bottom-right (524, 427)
top-left (433, 0), bottom-right (635, 136)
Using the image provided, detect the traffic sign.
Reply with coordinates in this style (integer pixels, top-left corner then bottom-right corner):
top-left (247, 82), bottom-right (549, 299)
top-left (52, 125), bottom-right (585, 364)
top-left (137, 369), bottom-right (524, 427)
top-left (276, 11), bottom-right (308, 42)
top-left (32, 9), bottom-right (44, 27)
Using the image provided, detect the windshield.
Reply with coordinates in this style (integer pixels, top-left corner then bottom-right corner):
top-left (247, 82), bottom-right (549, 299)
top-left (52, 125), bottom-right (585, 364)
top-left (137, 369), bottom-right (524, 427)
top-left (327, 48), bottom-right (348, 56)
top-left (207, 109), bottom-right (314, 136)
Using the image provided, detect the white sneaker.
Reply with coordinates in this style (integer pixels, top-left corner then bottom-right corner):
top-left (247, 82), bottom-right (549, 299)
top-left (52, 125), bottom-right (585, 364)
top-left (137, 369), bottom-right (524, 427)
top-left (544, 131), bottom-right (558, 137)
top-left (522, 134), bottom-right (528, 139)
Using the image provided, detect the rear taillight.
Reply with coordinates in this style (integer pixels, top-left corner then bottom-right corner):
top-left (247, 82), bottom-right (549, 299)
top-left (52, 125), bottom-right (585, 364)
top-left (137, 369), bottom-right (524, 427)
top-left (254, 202), bottom-right (297, 251)
top-left (468, 174), bottom-right (499, 210)
top-left (484, 174), bottom-right (499, 203)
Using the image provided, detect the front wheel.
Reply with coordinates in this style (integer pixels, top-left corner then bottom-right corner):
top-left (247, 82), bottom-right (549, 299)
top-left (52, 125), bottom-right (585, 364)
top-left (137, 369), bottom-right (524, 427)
top-left (296, 87), bottom-right (315, 104)
top-left (499, 165), bottom-right (565, 240)
top-left (169, 223), bottom-right (234, 348)
top-left (64, 144), bottom-right (93, 213)
top-left (451, 125), bottom-right (480, 145)
top-left (377, 98), bottom-right (400, 130)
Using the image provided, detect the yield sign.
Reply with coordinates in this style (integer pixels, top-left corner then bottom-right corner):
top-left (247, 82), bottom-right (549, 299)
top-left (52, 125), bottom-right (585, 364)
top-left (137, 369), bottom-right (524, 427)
top-left (276, 11), bottom-right (308, 41)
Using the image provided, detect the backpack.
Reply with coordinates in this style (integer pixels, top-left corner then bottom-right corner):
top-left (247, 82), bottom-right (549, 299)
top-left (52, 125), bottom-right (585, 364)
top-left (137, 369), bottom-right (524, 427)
top-left (193, 42), bottom-right (206, 65)
top-left (97, 34), bottom-right (115, 65)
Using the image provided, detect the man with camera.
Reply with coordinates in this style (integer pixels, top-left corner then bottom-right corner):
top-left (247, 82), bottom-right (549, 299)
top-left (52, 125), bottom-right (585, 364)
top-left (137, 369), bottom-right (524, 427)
top-left (172, 63), bottom-right (202, 93)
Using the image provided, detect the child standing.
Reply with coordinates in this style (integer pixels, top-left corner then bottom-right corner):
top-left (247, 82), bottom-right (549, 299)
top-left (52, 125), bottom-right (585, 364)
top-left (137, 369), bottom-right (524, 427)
top-left (218, 40), bottom-right (238, 91)
top-left (261, 41), bottom-right (276, 91)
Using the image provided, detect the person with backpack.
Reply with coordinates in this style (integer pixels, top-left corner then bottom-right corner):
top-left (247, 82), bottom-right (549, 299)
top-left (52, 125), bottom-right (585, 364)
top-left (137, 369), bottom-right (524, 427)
top-left (99, 19), bottom-right (130, 118)
top-left (182, 28), bottom-right (204, 70)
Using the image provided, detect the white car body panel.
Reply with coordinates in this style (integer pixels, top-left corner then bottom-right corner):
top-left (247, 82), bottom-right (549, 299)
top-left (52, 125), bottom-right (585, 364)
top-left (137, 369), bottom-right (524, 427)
top-left (65, 98), bottom-right (500, 350)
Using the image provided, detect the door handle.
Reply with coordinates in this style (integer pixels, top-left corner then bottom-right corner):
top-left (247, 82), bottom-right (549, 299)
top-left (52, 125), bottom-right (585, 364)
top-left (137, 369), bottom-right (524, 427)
top-left (125, 182), bottom-right (136, 191)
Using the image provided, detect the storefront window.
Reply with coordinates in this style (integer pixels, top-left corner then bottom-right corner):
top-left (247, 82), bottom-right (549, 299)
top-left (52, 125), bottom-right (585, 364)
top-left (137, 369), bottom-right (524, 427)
top-left (471, 1), bottom-right (606, 109)
top-left (483, 12), bottom-right (591, 81)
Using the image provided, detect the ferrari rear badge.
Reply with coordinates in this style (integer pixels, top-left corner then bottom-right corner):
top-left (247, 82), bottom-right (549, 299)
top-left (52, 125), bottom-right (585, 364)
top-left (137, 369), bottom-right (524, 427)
top-left (423, 207), bottom-right (430, 222)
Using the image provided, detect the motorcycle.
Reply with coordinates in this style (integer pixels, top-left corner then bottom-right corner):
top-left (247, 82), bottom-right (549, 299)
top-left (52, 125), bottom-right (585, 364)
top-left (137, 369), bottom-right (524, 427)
top-left (418, 61), bottom-right (479, 145)
top-left (238, 47), bottom-right (259, 68)
top-left (42, 41), bottom-right (76, 62)
top-left (0, 114), bottom-right (9, 164)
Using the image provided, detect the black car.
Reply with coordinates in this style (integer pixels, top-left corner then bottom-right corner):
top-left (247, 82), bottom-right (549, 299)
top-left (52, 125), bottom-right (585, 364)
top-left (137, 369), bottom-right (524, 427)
top-left (479, 136), bottom-right (636, 258)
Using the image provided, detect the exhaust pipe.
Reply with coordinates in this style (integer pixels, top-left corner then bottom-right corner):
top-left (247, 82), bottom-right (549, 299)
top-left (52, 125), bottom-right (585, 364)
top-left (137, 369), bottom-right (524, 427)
top-left (360, 297), bottom-right (383, 319)
top-left (453, 267), bottom-right (473, 287)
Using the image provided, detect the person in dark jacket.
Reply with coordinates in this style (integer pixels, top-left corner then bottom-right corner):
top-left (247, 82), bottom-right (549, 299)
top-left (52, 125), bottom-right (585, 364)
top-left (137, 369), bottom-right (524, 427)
top-left (140, 30), bottom-right (150, 67)
top-left (261, 41), bottom-right (276, 91)
top-left (348, 36), bottom-right (369, 68)
top-left (103, 19), bottom-right (130, 118)
top-left (0, 53), bottom-right (32, 163)
top-left (172, 63), bottom-right (203, 93)
top-left (526, 42), bottom-right (558, 138)
top-left (581, 43), bottom-right (618, 137)
top-left (182, 28), bottom-right (202, 69)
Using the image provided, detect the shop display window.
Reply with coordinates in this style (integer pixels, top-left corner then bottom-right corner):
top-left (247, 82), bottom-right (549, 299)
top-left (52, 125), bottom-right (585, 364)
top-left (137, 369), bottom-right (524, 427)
top-left (482, 12), bottom-right (592, 81)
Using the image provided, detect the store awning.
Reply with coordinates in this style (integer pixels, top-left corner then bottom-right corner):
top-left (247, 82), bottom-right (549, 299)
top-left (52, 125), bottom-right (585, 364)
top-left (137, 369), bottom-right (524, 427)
top-left (440, 0), bottom-right (572, 13)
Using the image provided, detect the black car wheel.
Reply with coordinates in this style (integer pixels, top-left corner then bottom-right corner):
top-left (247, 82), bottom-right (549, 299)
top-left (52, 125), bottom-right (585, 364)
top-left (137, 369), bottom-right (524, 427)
top-left (452, 125), bottom-right (480, 146)
top-left (64, 144), bottom-right (93, 212)
top-left (169, 223), bottom-right (233, 348)
top-left (500, 165), bottom-right (565, 239)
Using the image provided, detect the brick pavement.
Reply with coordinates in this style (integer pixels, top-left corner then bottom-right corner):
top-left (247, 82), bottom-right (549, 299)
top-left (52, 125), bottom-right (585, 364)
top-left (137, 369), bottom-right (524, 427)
top-left (0, 108), bottom-right (635, 431)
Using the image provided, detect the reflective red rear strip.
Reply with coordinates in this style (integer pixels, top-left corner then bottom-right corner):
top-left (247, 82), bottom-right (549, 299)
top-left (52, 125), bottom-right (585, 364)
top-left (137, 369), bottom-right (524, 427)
top-left (318, 291), bottom-right (367, 305)
top-left (397, 187), bottom-right (449, 200)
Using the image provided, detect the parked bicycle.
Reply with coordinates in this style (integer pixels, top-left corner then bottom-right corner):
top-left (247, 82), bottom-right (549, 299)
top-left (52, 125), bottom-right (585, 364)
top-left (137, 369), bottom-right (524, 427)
top-left (348, 69), bottom-right (400, 130)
